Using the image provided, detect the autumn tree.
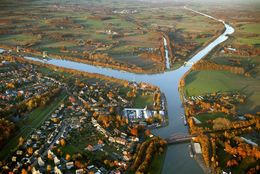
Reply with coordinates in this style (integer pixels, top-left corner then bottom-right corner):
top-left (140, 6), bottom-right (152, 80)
top-left (66, 153), bottom-right (71, 161)
top-left (0, 118), bottom-right (15, 148)
top-left (21, 169), bottom-right (27, 174)
top-left (18, 136), bottom-right (25, 146)
top-left (27, 147), bottom-right (33, 155)
top-left (60, 139), bottom-right (66, 146)
top-left (213, 118), bottom-right (231, 130)
top-left (130, 127), bottom-right (138, 136)
top-left (226, 159), bottom-right (239, 167)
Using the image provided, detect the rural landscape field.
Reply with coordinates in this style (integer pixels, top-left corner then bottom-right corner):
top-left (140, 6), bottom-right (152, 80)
top-left (0, 0), bottom-right (224, 73)
top-left (0, 0), bottom-right (259, 174)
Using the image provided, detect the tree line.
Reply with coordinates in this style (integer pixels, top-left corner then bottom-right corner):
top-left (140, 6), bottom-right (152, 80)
top-left (130, 137), bottom-right (167, 174)
top-left (191, 60), bottom-right (247, 76)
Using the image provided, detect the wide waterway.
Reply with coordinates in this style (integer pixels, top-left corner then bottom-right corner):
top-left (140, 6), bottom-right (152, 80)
top-left (1, 7), bottom-right (234, 174)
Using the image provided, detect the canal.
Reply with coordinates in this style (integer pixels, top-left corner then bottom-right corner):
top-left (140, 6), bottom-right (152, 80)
top-left (2, 7), bottom-right (234, 174)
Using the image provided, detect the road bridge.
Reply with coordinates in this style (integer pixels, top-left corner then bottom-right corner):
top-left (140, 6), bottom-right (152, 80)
top-left (166, 133), bottom-right (196, 145)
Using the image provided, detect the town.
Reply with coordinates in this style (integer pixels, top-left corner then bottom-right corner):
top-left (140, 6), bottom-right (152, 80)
top-left (0, 53), bottom-right (167, 174)
top-left (0, 0), bottom-right (259, 174)
top-left (179, 88), bottom-right (260, 173)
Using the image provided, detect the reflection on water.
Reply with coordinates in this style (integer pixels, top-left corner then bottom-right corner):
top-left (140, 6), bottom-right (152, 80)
top-left (3, 8), bottom-right (234, 174)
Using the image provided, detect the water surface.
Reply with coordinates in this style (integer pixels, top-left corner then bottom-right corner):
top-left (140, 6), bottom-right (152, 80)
top-left (6, 9), bottom-right (234, 174)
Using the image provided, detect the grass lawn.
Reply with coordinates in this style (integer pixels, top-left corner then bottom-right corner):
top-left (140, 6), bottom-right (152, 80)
top-left (194, 112), bottom-right (236, 129)
top-left (104, 18), bottom-right (137, 30)
top-left (108, 45), bottom-right (137, 54)
top-left (239, 23), bottom-right (260, 34)
top-left (62, 127), bottom-right (97, 154)
top-left (0, 34), bottom-right (38, 46)
top-left (210, 55), bottom-right (257, 68)
top-left (60, 144), bottom-right (79, 155)
top-left (232, 23), bottom-right (260, 46)
top-left (83, 19), bottom-right (105, 29)
top-left (0, 66), bottom-right (10, 72)
top-left (148, 148), bottom-right (167, 174)
top-left (195, 37), bottom-right (212, 44)
top-left (41, 41), bottom-right (75, 48)
top-left (37, 66), bottom-right (72, 78)
top-left (184, 70), bottom-right (242, 96)
top-left (195, 112), bottom-right (233, 123)
top-left (60, 126), bottom-right (119, 162)
top-left (217, 148), bottom-right (258, 174)
top-left (184, 70), bottom-right (260, 114)
top-left (235, 37), bottom-right (260, 45)
top-left (0, 91), bottom-right (68, 160)
top-left (112, 54), bottom-right (159, 71)
top-left (133, 94), bottom-right (153, 108)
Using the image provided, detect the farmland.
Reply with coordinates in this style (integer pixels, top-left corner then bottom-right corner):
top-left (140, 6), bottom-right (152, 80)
top-left (0, 0), bottom-right (223, 73)
top-left (184, 2), bottom-right (260, 114)
top-left (182, 2), bottom-right (260, 173)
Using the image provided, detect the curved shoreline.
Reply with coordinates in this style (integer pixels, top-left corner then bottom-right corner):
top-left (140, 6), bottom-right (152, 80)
top-left (0, 8), bottom-right (225, 75)
top-left (0, 7), bottom-right (234, 174)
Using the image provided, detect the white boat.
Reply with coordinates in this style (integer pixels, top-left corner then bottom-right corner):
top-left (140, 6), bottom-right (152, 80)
top-left (183, 116), bottom-right (187, 126)
top-left (189, 145), bottom-right (194, 158)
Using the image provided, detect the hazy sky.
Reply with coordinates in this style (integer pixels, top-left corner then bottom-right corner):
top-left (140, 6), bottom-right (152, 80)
top-left (139, 0), bottom-right (260, 5)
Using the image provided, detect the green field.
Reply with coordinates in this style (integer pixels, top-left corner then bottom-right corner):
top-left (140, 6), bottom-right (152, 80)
top-left (148, 149), bottom-right (167, 174)
top-left (195, 112), bottom-right (234, 123)
top-left (184, 70), bottom-right (260, 114)
top-left (61, 126), bottom-right (119, 163)
top-left (189, 20), bottom-right (260, 115)
top-left (0, 34), bottom-right (38, 46)
top-left (184, 71), bottom-right (242, 95)
top-left (194, 112), bottom-right (237, 129)
top-left (239, 23), bottom-right (260, 34)
top-left (60, 124), bottom-right (102, 154)
top-left (37, 66), bottom-right (72, 78)
top-left (133, 94), bottom-right (154, 108)
top-left (0, 0), bottom-right (224, 72)
top-left (236, 37), bottom-right (260, 45)
top-left (0, 91), bottom-right (68, 160)
top-left (232, 23), bottom-right (260, 46)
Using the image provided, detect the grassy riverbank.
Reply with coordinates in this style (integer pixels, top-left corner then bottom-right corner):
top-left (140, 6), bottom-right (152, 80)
top-left (180, 2), bottom-right (260, 173)
top-left (148, 147), bottom-right (167, 174)
top-left (184, 70), bottom-right (259, 114)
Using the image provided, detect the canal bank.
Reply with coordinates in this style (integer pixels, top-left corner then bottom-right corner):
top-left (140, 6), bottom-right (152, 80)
top-left (0, 7), bottom-right (234, 174)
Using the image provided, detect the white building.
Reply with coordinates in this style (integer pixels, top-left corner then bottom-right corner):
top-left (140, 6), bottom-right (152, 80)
top-left (194, 143), bottom-right (202, 154)
top-left (37, 157), bottom-right (45, 167)
top-left (123, 107), bottom-right (153, 120)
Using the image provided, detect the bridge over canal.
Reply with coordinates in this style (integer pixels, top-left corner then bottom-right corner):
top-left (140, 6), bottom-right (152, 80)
top-left (166, 133), bottom-right (197, 145)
